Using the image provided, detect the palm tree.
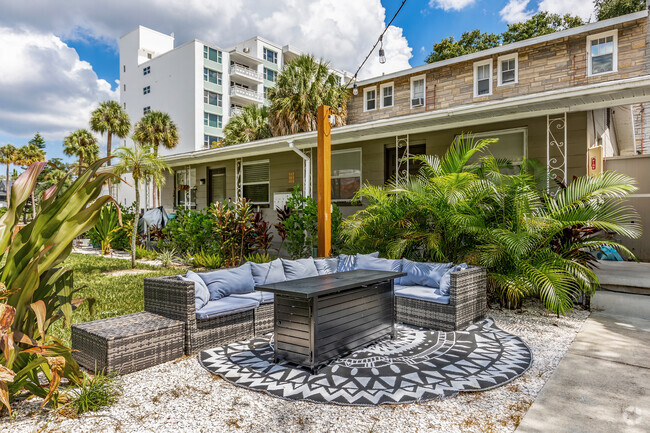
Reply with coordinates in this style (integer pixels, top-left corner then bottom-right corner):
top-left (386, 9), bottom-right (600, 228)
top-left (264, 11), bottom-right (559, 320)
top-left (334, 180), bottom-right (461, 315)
top-left (18, 143), bottom-right (46, 217)
top-left (268, 54), bottom-right (349, 136)
top-left (63, 129), bottom-right (100, 177)
top-left (90, 100), bottom-right (131, 166)
top-left (133, 111), bottom-right (179, 207)
top-left (0, 144), bottom-right (19, 206)
top-left (222, 105), bottom-right (272, 145)
top-left (113, 142), bottom-right (171, 268)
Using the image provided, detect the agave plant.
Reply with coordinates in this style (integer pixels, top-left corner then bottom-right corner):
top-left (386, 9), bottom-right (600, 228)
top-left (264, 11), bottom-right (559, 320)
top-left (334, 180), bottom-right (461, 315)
top-left (87, 204), bottom-right (121, 254)
top-left (0, 158), bottom-right (119, 415)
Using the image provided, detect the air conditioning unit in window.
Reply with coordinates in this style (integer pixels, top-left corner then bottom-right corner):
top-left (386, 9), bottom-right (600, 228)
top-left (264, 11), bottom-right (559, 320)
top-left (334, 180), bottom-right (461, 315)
top-left (411, 97), bottom-right (424, 107)
top-left (243, 47), bottom-right (250, 53)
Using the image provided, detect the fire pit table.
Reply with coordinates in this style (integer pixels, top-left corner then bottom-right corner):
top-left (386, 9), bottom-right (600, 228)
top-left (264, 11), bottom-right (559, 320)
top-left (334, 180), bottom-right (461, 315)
top-left (256, 269), bottom-right (405, 373)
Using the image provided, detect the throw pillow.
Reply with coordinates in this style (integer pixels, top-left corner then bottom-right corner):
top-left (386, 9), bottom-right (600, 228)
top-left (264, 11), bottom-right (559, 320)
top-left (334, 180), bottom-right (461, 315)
top-left (400, 259), bottom-right (454, 288)
top-left (439, 263), bottom-right (468, 296)
top-left (281, 258), bottom-right (319, 280)
top-left (250, 259), bottom-right (286, 286)
top-left (180, 270), bottom-right (210, 310)
top-left (336, 252), bottom-right (379, 272)
top-left (200, 262), bottom-right (255, 300)
top-left (314, 257), bottom-right (339, 275)
top-left (356, 255), bottom-right (402, 273)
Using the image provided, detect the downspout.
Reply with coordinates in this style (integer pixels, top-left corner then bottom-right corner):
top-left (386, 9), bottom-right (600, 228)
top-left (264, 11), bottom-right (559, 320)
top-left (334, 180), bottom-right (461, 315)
top-left (288, 141), bottom-right (311, 197)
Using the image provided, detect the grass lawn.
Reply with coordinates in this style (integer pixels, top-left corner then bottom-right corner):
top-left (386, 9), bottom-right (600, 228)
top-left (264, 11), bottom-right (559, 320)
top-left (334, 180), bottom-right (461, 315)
top-left (50, 253), bottom-right (182, 346)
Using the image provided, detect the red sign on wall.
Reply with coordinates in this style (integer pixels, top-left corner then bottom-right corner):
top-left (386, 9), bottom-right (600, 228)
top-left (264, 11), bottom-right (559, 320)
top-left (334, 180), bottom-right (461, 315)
top-left (591, 157), bottom-right (597, 170)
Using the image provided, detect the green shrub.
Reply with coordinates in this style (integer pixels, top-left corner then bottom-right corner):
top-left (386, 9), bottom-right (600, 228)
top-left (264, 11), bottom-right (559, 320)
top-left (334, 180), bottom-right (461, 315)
top-left (162, 207), bottom-right (217, 255)
top-left (157, 248), bottom-right (177, 267)
top-left (128, 245), bottom-right (158, 260)
top-left (191, 250), bottom-right (224, 269)
top-left (66, 369), bottom-right (120, 415)
top-left (244, 252), bottom-right (272, 263)
top-left (87, 204), bottom-right (120, 254)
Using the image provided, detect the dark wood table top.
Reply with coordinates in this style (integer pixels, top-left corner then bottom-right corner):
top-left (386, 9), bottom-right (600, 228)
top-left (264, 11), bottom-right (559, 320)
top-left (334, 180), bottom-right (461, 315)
top-left (255, 269), bottom-right (406, 298)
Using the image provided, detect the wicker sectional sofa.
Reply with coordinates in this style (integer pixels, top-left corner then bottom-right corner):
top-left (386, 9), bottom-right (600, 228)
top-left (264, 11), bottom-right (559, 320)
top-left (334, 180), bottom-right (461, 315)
top-left (144, 255), bottom-right (486, 354)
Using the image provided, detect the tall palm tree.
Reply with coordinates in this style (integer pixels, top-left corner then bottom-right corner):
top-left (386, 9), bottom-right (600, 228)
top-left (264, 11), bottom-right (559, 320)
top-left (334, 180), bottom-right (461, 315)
top-left (90, 100), bottom-right (131, 166)
top-left (18, 143), bottom-right (46, 217)
top-left (133, 111), bottom-right (178, 207)
top-left (222, 105), bottom-right (272, 145)
top-left (0, 144), bottom-right (19, 206)
top-left (63, 129), bottom-right (100, 177)
top-left (113, 142), bottom-right (171, 268)
top-left (268, 54), bottom-right (349, 136)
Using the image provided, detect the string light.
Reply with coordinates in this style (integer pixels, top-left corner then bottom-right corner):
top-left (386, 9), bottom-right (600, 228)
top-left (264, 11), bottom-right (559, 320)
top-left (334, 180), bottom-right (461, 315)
top-left (378, 35), bottom-right (386, 64)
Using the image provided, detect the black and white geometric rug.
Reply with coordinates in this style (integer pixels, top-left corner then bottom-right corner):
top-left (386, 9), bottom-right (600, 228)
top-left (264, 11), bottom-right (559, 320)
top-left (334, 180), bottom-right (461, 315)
top-left (198, 318), bottom-right (532, 406)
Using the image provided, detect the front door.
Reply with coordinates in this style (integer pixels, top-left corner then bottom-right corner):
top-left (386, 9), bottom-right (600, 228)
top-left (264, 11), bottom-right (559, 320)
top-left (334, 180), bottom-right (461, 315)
top-left (209, 167), bottom-right (226, 204)
top-left (384, 143), bottom-right (426, 184)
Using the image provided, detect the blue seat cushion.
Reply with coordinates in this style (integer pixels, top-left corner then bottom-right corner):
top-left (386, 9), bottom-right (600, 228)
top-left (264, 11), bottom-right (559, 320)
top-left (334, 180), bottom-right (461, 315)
top-left (439, 263), bottom-right (468, 296)
top-left (337, 252), bottom-right (379, 272)
top-left (179, 270), bottom-right (210, 310)
top-left (394, 284), bottom-right (410, 293)
top-left (250, 259), bottom-right (286, 286)
top-left (195, 297), bottom-right (260, 320)
top-left (199, 262), bottom-right (255, 301)
top-left (400, 259), bottom-right (453, 289)
top-left (395, 286), bottom-right (450, 305)
top-left (356, 255), bottom-right (402, 273)
top-left (281, 258), bottom-right (319, 280)
top-left (231, 291), bottom-right (274, 304)
top-left (314, 257), bottom-right (339, 275)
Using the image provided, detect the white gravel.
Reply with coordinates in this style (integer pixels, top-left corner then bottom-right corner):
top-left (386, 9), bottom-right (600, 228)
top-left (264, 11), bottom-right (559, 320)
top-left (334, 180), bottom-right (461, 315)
top-left (1, 300), bottom-right (589, 433)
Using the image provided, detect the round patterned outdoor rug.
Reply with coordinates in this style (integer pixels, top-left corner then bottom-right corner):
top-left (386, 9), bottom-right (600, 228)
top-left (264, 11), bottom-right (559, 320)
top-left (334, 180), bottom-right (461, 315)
top-left (198, 318), bottom-right (532, 406)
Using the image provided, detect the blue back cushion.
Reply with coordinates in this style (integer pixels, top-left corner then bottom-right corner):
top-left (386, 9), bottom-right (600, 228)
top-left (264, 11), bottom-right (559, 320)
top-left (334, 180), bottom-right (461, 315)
top-left (337, 252), bottom-right (379, 272)
top-left (281, 258), bottom-right (319, 280)
top-left (180, 270), bottom-right (210, 310)
top-left (356, 255), bottom-right (402, 273)
top-left (250, 259), bottom-right (286, 286)
top-left (200, 262), bottom-right (255, 300)
top-left (400, 259), bottom-right (454, 289)
top-left (439, 263), bottom-right (468, 296)
top-left (314, 257), bottom-right (339, 275)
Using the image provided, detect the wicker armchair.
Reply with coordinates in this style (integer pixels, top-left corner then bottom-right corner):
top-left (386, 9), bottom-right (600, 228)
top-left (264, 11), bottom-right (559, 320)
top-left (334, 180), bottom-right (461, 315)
top-left (395, 266), bottom-right (487, 331)
top-left (143, 275), bottom-right (271, 354)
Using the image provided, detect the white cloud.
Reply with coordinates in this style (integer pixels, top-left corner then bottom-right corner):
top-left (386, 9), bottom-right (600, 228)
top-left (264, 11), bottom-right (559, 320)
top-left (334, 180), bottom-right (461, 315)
top-left (500, 0), bottom-right (534, 24)
top-left (428, 0), bottom-right (476, 11)
top-left (538, 0), bottom-right (595, 21)
top-left (0, 26), bottom-right (118, 140)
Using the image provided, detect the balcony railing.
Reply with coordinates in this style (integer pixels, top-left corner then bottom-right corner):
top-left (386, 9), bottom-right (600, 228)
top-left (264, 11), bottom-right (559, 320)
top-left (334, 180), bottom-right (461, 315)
top-left (229, 64), bottom-right (262, 81)
top-left (229, 86), bottom-right (263, 102)
top-left (230, 107), bottom-right (243, 117)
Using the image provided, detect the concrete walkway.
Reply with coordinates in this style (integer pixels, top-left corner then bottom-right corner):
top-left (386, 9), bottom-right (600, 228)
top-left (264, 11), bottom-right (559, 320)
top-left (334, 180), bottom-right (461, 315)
top-left (516, 312), bottom-right (650, 433)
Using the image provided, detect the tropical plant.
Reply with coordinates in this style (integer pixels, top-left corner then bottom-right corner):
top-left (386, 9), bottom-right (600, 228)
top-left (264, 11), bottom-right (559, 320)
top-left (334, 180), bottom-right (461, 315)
top-left (63, 129), bottom-right (100, 177)
top-left (87, 204), bottom-right (121, 254)
top-left (343, 135), bottom-right (641, 314)
top-left (595, 0), bottom-right (645, 21)
top-left (90, 100), bottom-right (131, 166)
top-left (268, 54), bottom-right (349, 136)
top-left (191, 250), bottom-right (224, 269)
top-left (17, 142), bottom-right (47, 218)
top-left (248, 211), bottom-right (274, 255)
top-left (0, 158), bottom-right (117, 415)
top-left (0, 144), bottom-right (19, 206)
top-left (129, 245), bottom-right (158, 260)
top-left (222, 105), bottom-right (272, 146)
top-left (65, 368), bottom-right (120, 415)
top-left (209, 199), bottom-right (255, 266)
top-left (244, 252), bottom-right (272, 264)
top-left (113, 142), bottom-right (171, 268)
top-left (161, 207), bottom-right (217, 256)
top-left (133, 111), bottom-right (179, 207)
top-left (157, 248), bottom-right (177, 267)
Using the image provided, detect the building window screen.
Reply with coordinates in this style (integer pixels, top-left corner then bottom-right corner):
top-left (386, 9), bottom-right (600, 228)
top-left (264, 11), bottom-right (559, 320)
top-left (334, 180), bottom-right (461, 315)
top-left (204, 68), bottom-right (222, 85)
top-left (204, 113), bottom-right (222, 128)
top-left (204, 91), bottom-right (222, 107)
top-left (365, 89), bottom-right (376, 111)
top-left (331, 149), bottom-right (361, 201)
top-left (476, 63), bottom-right (491, 96)
top-left (501, 58), bottom-right (516, 84)
top-left (591, 35), bottom-right (615, 75)
top-left (242, 161), bottom-right (270, 204)
top-left (382, 85), bottom-right (393, 108)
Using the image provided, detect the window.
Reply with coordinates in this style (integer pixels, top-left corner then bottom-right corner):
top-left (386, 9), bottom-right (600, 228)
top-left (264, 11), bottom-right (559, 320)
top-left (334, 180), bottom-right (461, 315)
top-left (587, 30), bottom-right (617, 76)
top-left (204, 113), bottom-right (222, 128)
top-left (123, 65), bottom-right (125, 72)
top-left (473, 59), bottom-right (492, 97)
top-left (385, 143), bottom-right (426, 183)
top-left (463, 128), bottom-right (527, 166)
top-left (242, 161), bottom-right (270, 204)
top-left (123, 84), bottom-right (126, 91)
top-left (147, 53), bottom-right (152, 59)
top-left (364, 87), bottom-right (377, 112)
top-left (331, 149), bottom-right (361, 201)
top-left (203, 68), bottom-right (222, 85)
top-left (410, 75), bottom-right (425, 108)
top-left (203, 46), bottom-right (222, 63)
top-left (143, 66), bottom-right (151, 75)
top-left (143, 106), bottom-right (151, 114)
top-left (204, 90), bottom-right (222, 107)
top-left (143, 86), bottom-right (150, 95)
top-left (498, 54), bottom-right (517, 86)
top-left (263, 47), bottom-right (278, 64)
top-left (175, 168), bottom-right (197, 209)
top-left (263, 86), bottom-right (271, 99)
top-left (204, 135), bottom-right (221, 148)
top-left (209, 167), bottom-right (227, 204)
top-left (123, 102), bottom-right (126, 109)
top-left (264, 68), bottom-right (277, 82)
top-left (380, 83), bottom-right (394, 108)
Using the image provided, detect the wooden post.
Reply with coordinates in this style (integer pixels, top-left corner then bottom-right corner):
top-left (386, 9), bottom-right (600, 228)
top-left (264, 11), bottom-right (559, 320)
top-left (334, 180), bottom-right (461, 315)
top-left (317, 105), bottom-right (331, 257)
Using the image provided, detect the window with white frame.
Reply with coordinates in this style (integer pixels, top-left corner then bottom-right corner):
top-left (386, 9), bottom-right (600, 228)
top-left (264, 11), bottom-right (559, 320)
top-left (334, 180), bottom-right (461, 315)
top-left (364, 87), bottom-right (377, 111)
top-left (242, 161), bottom-right (270, 204)
top-left (380, 82), bottom-right (394, 108)
top-left (204, 90), bottom-right (222, 107)
top-left (143, 85), bottom-right (150, 95)
top-left (474, 59), bottom-right (492, 97)
top-left (204, 135), bottom-right (221, 148)
top-left (263, 47), bottom-right (278, 64)
top-left (264, 86), bottom-right (271, 99)
top-left (331, 149), bottom-right (361, 201)
top-left (498, 54), bottom-right (517, 86)
top-left (587, 30), bottom-right (617, 76)
top-left (203, 46), bottom-right (222, 63)
top-left (204, 112), bottom-right (222, 128)
top-left (264, 68), bottom-right (277, 82)
top-left (143, 106), bottom-right (150, 114)
top-left (175, 168), bottom-right (197, 209)
top-left (143, 66), bottom-right (151, 75)
top-left (204, 68), bottom-right (222, 85)
top-left (462, 128), bottom-right (528, 167)
top-left (123, 84), bottom-right (126, 91)
top-left (410, 75), bottom-right (425, 108)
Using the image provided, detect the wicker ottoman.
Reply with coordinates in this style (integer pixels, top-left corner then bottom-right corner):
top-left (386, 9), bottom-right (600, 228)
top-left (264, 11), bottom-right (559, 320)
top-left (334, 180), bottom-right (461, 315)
top-left (71, 312), bottom-right (184, 374)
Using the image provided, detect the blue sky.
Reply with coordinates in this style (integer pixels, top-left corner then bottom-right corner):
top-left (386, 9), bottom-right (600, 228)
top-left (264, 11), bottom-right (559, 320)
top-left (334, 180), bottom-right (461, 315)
top-left (0, 0), bottom-right (595, 170)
